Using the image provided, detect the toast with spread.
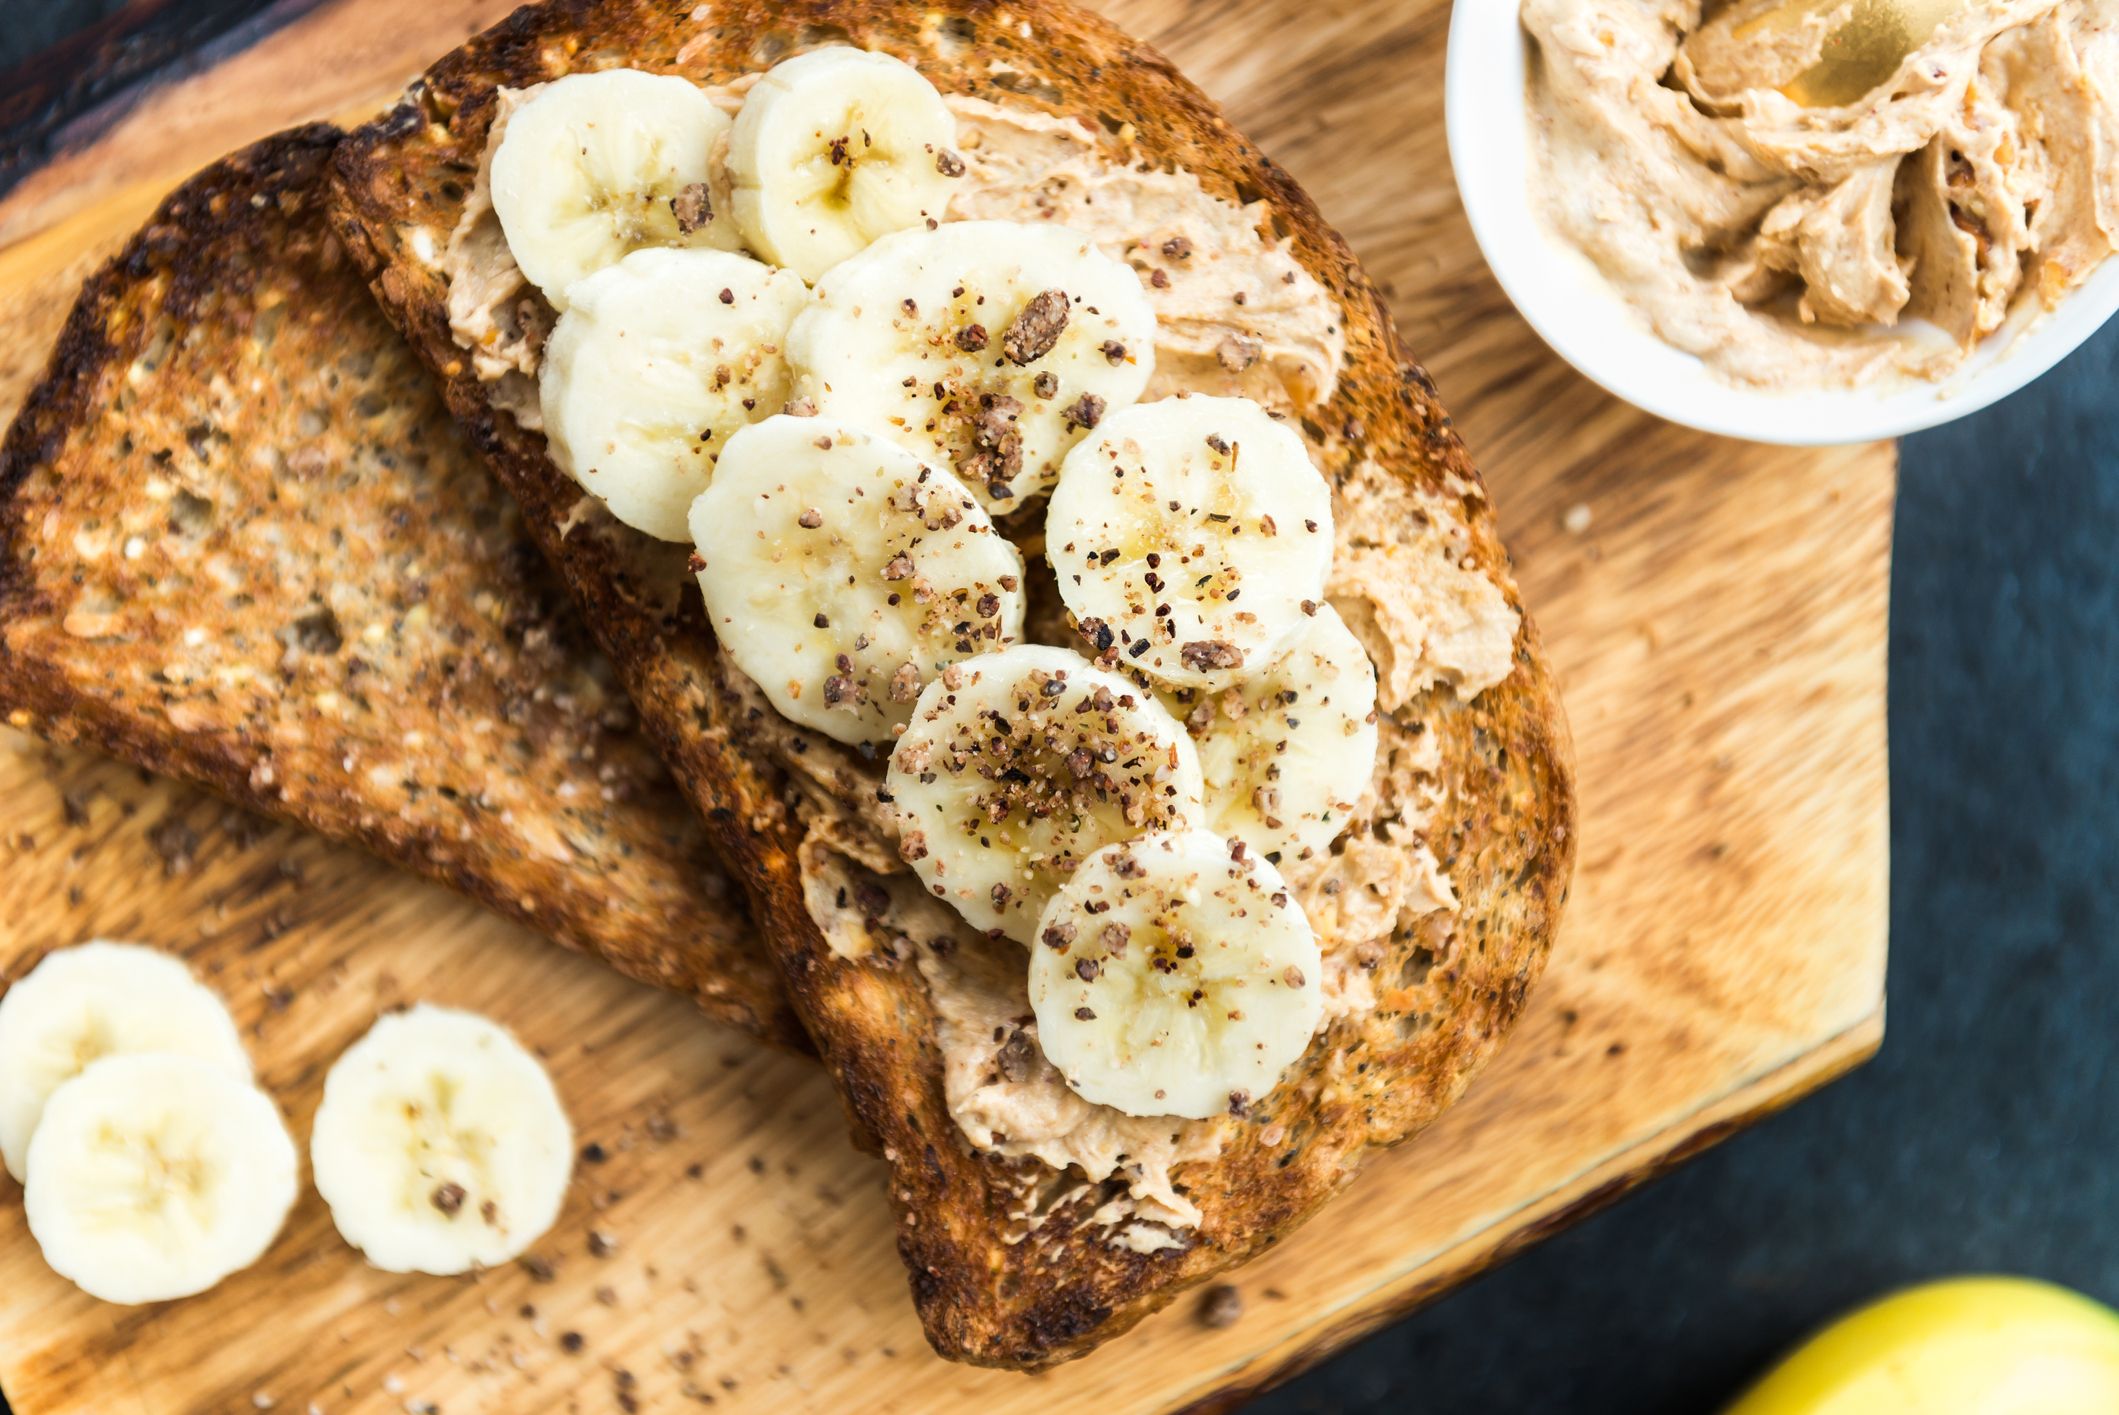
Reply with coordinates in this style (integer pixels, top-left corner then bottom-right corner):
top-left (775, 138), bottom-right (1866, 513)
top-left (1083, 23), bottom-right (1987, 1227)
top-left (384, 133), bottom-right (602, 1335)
top-left (0, 128), bottom-right (799, 1047)
top-left (331, 0), bottom-right (1576, 1367)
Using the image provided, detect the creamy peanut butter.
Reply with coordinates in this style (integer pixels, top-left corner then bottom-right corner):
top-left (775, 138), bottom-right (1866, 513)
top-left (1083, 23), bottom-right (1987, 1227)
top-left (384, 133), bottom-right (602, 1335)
top-left (1524, 0), bottom-right (2118, 388)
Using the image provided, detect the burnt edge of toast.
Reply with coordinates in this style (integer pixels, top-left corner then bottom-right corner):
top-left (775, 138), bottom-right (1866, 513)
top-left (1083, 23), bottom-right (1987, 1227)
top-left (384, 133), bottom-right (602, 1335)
top-left (0, 126), bottom-right (804, 1047)
top-left (330, 0), bottom-right (1577, 1368)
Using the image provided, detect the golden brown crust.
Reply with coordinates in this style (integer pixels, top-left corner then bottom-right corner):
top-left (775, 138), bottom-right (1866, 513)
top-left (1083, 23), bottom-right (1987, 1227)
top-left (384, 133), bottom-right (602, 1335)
top-left (329, 0), bottom-right (1575, 1367)
top-left (0, 128), bottom-right (801, 1047)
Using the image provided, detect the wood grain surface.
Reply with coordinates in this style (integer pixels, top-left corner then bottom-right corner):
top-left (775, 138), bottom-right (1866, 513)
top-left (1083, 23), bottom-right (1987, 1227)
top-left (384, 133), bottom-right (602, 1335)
top-left (0, 0), bottom-right (1892, 1411)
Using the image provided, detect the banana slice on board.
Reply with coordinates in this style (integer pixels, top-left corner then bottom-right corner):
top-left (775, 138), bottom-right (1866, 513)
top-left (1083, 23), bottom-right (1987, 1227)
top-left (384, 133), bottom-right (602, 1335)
top-left (490, 69), bottom-right (737, 308)
top-left (1048, 394), bottom-right (1335, 691)
top-left (24, 1054), bottom-right (297, 1305)
top-left (310, 1005), bottom-right (573, 1276)
top-left (727, 46), bottom-right (960, 282)
top-left (0, 940), bottom-right (251, 1181)
top-left (540, 246), bottom-right (807, 541)
top-left (691, 415), bottom-right (1026, 745)
top-left (888, 643), bottom-right (1204, 941)
top-left (788, 219), bottom-right (1157, 512)
top-left (1028, 828), bottom-right (1324, 1120)
top-left (1193, 604), bottom-right (1379, 868)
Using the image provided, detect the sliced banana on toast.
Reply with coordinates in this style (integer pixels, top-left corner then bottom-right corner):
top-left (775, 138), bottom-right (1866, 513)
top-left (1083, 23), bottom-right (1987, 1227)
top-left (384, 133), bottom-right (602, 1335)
top-left (490, 69), bottom-right (738, 307)
top-left (1193, 605), bottom-right (1379, 867)
top-left (1029, 829), bottom-right (1323, 1120)
top-left (888, 644), bottom-right (1204, 941)
top-left (310, 1005), bottom-right (572, 1276)
top-left (692, 415), bottom-right (1026, 745)
top-left (728, 46), bottom-right (962, 281)
top-left (24, 1054), bottom-right (297, 1305)
top-left (788, 219), bottom-right (1157, 511)
top-left (1048, 395), bottom-right (1335, 690)
top-left (540, 246), bottom-right (807, 541)
top-left (0, 940), bottom-right (251, 1181)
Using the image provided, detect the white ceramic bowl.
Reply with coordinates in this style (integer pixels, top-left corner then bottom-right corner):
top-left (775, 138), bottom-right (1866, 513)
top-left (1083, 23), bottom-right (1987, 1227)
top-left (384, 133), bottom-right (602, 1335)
top-left (1444, 1), bottom-right (2119, 445)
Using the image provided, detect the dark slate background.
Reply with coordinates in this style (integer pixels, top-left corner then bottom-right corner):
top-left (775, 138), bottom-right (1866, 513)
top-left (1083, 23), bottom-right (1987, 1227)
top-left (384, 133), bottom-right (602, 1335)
top-left (6, 5), bottom-right (2117, 1411)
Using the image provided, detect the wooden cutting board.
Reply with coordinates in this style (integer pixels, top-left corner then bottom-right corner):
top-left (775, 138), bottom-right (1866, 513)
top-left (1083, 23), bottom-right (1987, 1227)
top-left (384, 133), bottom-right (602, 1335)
top-left (0, 0), bottom-right (1891, 1410)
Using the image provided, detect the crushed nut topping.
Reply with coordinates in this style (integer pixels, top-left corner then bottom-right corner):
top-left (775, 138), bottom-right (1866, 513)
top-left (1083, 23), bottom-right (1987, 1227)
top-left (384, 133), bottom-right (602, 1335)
top-left (1063, 391), bottom-right (1106, 431)
top-left (965, 393), bottom-right (1024, 497)
top-left (669, 182), bottom-right (712, 233)
top-left (1181, 640), bottom-right (1244, 673)
top-left (995, 1027), bottom-right (1038, 1081)
top-left (1001, 289), bottom-right (1070, 365)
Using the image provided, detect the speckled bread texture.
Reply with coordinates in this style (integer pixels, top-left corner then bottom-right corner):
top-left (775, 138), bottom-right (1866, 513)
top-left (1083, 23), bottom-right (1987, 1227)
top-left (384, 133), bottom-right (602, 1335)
top-left (330, 0), bottom-right (1575, 1368)
top-left (0, 129), bottom-right (800, 1047)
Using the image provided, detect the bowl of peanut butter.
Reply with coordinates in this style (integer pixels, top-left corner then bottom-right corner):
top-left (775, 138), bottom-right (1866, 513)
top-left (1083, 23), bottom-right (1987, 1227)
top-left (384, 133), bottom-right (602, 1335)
top-left (1448, 0), bottom-right (2119, 444)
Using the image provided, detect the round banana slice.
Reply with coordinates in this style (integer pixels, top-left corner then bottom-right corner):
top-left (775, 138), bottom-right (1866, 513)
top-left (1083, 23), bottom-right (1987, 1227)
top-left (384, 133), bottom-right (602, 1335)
top-left (490, 69), bottom-right (737, 308)
top-left (1028, 829), bottom-right (1323, 1120)
top-left (1193, 605), bottom-right (1379, 867)
top-left (692, 415), bottom-right (1026, 745)
top-left (0, 940), bottom-right (251, 1181)
top-left (1048, 395), bottom-right (1335, 690)
top-left (788, 219), bottom-right (1157, 511)
top-left (727, 46), bottom-right (960, 282)
top-left (888, 644), bottom-right (1204, 941)
top-left (310, 1005), bottom-right (573, 1276)
top-left (25, 1054), bottom-right (297, 1305)
top-left (540, 246), bottom-right (807, 541)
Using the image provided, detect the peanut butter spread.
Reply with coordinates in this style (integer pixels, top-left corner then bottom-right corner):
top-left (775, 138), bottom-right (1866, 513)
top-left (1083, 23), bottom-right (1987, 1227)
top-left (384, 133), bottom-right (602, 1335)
top-left (441, 74), bottom-right (1522, 1241)
top-left (1524, 0), bottom-right (2118, 388)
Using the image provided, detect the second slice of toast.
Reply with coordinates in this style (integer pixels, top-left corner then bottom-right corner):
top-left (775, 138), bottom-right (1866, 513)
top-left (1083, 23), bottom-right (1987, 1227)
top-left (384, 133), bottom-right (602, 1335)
top-left (0, 128), bottom-right (799, 1046)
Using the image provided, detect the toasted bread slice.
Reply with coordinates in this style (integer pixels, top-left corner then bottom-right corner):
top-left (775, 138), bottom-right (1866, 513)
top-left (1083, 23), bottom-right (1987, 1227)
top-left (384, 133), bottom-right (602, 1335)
top-left (0, 128), bottom-right (800, 1046)
top-left (331, 0), bottom-right (1575, 1367)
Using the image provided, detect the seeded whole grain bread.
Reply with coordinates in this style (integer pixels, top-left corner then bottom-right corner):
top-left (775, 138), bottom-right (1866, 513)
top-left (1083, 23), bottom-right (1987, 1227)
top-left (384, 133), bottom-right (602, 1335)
top-left (330, 0), bottom-right (1576, 1367)
top-left (0, 128), bottom-right (799, 1046)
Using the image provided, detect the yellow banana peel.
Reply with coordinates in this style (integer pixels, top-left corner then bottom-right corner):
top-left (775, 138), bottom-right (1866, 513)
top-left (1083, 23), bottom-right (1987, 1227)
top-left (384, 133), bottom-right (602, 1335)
top-left (1727, 1277), bottom-right (2119, 1415)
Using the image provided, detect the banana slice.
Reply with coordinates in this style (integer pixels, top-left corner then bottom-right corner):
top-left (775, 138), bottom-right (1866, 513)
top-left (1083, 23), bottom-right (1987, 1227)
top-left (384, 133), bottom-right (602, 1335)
top-left (1047, 395), bottom-right (1335, 690)
top-left (788, 219), bottom-right (1157, 511)
top-left (540, 246), bottom-right (807, 541)
top-left (0, 940), bottom-right (251, 1181)
top-left (888, 644), bottom-right (1204, 941)
top-left (1029, 829), bottom-right (1323, 1119)
top-left (310, 1005), bottom-right (572, 1276)
top-left (490, 69), bottom-right (737, 308)
top-left (1192, 605), bottom-right (1379, 867)
top-left (24, 1054), bottom-right (297, 1305)
top-left (691, 415), bottom-right (1026, 745)
top-left (727, 46), bottom-right (959, 282)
